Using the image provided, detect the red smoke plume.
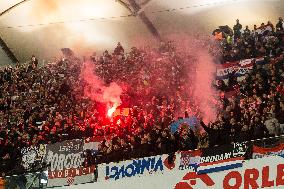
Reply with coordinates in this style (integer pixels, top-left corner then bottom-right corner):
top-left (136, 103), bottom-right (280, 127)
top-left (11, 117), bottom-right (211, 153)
top-left (166, 34), bottom-right (219, 124)
top-left (81, 61), bottom-right (122, 115)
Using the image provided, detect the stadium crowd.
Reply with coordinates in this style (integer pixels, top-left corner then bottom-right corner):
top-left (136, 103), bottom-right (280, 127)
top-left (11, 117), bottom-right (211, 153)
top-left (1, 17), bottom-right (284, 175)
top-left (215, 17), bottom-right (284, 62)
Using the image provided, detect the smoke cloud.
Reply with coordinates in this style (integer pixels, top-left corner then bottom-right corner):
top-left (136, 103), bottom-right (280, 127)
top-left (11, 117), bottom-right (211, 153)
top-left (80, 62), bottom-right (122, 107)
top-left (166, 34), bottom-right (219, 124)
top-left (191, 50), bottom-right (219, 124)
top-left (79, 33), bottom-right (220, 123)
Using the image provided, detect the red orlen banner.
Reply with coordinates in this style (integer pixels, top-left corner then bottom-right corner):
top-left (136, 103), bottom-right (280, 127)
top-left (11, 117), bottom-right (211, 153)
top-left (175, 164), bottom-right (284, 189)
top-left (175, 156), bottom-right (284, 189)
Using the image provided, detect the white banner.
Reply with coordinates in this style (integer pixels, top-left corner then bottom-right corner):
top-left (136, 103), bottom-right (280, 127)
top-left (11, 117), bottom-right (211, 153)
top-left (61, 156), bottom-right (284, 189)
top-left (21, 144), bottom-right (47, 170)
top-left (97, 154), bottom-right (177, 181)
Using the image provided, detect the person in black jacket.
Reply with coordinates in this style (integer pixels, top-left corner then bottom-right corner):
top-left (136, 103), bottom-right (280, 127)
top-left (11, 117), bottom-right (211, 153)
top-left (233, 19), bottom-right (242, 39)
top-left (200, 120), bottom-right (221, 147)
top-left (200, 116), bottom-right (231, 147)
top-left (178, 127), bottom-right (197, 151)
top-left (6, 158), bottom-right (27, 189)
top-left (251, 116), bottom-right (269, 139)
top-left (0, 153), bottom-right (14, 176)
top-left (236, 123), bottom-right (253, 143)
top-left (276, 17), bottom-right (284, 31)
top-left (229, 118), bottom-right (241, 142)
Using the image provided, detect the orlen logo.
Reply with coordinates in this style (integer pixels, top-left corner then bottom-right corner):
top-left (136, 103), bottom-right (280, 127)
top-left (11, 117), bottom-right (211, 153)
top-left (174, 172), bottom-right (215, 189)
top-left (175, 164), bottom-right (284, 189)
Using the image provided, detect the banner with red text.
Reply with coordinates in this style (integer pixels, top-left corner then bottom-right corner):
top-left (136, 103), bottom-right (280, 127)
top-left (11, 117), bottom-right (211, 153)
top-left (216, 59), bottom-right (253, 80)
top-left (47, 166), bottom-right (95, 187)
top-left (216, 57), bottom-right (266, 80)
top-left (43, 139), bottom-right (95, 187)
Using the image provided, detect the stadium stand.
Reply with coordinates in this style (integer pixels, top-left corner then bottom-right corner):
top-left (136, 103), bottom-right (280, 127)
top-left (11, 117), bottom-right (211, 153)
top-left (0, 17), bottom-right (284, 188)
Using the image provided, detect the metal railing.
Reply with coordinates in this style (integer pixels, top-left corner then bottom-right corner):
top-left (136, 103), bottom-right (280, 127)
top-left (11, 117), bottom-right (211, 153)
top-left (251, 134), bottom-right (284, 148)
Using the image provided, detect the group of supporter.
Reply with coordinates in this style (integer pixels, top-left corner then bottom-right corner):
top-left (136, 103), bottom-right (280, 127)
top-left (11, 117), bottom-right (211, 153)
top-left (214, 17), bottom-right (284, 62)
top-left (0, 18), bottom-right (284, 175)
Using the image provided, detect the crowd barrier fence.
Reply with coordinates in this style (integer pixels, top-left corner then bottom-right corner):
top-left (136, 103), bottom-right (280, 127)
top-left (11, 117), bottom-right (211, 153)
top-left (0, 135), bottom-right (284, 188)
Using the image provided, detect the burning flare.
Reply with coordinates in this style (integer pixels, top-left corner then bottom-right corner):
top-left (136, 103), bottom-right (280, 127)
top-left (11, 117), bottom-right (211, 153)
top-left (107, 103), bottom-right (118, 117)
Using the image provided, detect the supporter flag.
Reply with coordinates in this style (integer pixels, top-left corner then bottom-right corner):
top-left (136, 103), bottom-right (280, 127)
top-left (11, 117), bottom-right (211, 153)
top-left (216, 59), bottom-right (253, 80)
top-left (252, 143), bottom-right (284, 159)
top-left (170, 117), bottom-right (199, 133)
top-left (255, 24), bottom-right (273, 35)
top-left (83, 137), bottom-right (103, 155)
top-left (179, 150), bottom-right (201, 171)
top-left (255, 57), bottom-right (266, 65)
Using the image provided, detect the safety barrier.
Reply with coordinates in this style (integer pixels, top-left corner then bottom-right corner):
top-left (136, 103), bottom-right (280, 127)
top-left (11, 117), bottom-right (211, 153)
top-left (0, 135), bottom-right (284, 188)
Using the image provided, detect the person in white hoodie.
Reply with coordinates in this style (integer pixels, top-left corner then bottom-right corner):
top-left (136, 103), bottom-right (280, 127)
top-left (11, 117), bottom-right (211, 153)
top-left (264, 113), bottom-right (280, 136)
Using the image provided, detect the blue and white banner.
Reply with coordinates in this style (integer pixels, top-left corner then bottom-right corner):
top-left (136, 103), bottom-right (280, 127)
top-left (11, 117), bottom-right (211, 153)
top-left (97, 154), bottom-right (177, 181)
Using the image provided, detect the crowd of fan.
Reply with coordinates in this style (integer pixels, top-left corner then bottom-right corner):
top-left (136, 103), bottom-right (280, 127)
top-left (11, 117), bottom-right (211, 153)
top-left (1, 18), bottom-right (284, 174)
top-left (214, 17), bottom-right (284, 62)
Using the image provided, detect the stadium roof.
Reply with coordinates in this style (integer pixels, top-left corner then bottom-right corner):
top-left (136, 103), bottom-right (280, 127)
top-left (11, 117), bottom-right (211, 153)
top-left (0, 0), bottom-right (283, 64)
